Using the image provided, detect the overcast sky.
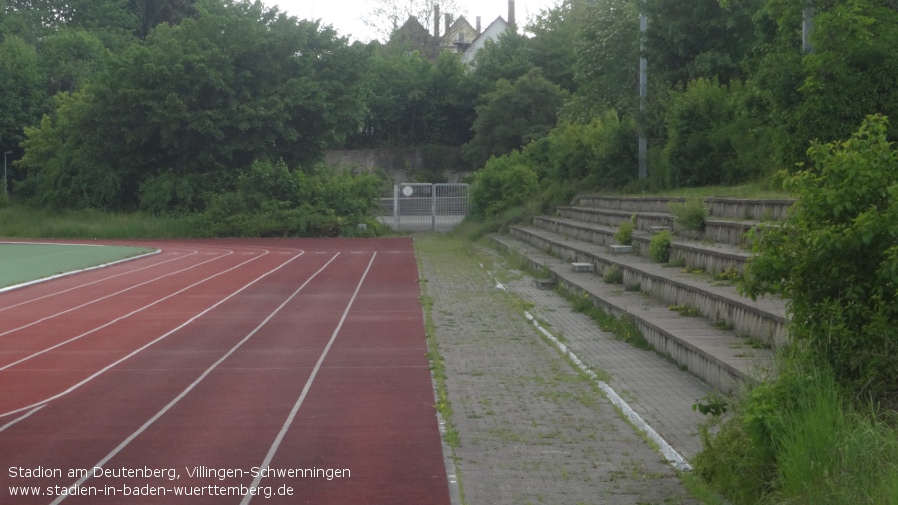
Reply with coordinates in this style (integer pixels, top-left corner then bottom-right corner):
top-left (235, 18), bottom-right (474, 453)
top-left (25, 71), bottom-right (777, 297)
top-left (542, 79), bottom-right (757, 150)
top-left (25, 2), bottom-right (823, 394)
top-left (263, 0), bottom-right (562, 42)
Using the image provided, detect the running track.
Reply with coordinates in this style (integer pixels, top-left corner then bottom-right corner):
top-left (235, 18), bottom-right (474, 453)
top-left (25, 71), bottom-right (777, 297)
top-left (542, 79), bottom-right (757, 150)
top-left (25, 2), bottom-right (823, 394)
top-left (0, 238), bottom-right (451, 504)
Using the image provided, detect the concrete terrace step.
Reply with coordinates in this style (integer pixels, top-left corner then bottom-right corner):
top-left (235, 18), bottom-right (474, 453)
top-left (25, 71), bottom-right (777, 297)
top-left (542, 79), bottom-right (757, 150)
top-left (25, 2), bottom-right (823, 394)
top-left (510, 224), bottom-right (788, 348)
top-left (533, 216), bottom-right (751, 276)
top-left (556, 206), bottom-right (760, 247)
top-left (577, 195), bottom-right (796, 221)
top-left (490, 234), bottom-right (776, 394)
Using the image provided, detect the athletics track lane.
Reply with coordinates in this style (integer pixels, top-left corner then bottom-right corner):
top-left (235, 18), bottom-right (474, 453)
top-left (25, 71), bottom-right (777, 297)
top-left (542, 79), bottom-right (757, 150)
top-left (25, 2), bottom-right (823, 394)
top-left (251, 246), bottom-right (449, 504)
top-left (0, 238), bottom-right (451, 505)
top-left (0, 244), bottom-right (289, 415)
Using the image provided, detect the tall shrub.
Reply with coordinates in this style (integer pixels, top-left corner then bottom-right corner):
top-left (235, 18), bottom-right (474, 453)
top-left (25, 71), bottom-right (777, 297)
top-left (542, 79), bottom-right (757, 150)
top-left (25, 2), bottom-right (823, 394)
top-left (545, 110), bottom-right (637, 189)
top-left (742, 115), bottom-right (898, 399)
top-left (662, 78), bottom-right (770, 187)
top-left (469, 151), bottom-right (539, 218)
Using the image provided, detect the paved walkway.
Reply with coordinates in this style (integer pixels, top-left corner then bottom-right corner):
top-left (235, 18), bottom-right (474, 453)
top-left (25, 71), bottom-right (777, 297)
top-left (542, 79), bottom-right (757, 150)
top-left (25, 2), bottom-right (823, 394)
top-left (502, 272), bottom-right (713, 461)
top-left (416, 235), bottom-right (705, 505)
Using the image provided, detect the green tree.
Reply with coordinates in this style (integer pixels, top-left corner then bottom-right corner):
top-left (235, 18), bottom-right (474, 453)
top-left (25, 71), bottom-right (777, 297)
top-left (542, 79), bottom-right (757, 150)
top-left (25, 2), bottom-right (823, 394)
top-left (544, 110), bottom-right (637, 189)
top-left (645, 0), bottom-right (762, 87)
top-left (426, 51), bottom-right (476, 146)
top-left (462, 68), bottom-right (568, 168)
top-left (4, 0), bottom-right (137, 36)
top-left (562, 0), bottom-right (639, 122)
top-left (200, 159), bottom-right (381, 237)
top-left (37, 29), bottom-right (108, 96)
top-left (785, 0), bottom-right (898, 168)
top-left (468, 30), bottom-right (535, 96)
top-left (130, 0), bottom-right (198, 39)
top-left (742, 115), bottom-right (898, 399)
top-left (19, 0), bottom-right (368, 210)
top-left (352, 48), bottom-right (473, 147)
top-left (524, 0), bottom-right (581, 94)
top-left (0, 35), bottom-right (44, 179)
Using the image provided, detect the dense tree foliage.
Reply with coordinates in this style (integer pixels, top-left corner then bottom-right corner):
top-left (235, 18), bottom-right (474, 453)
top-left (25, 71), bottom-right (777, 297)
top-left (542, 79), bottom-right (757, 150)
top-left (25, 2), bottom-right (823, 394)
top-left (562, 0), bottom-right (638, 122)
top-left (349, 48), bottom-right (474, 148)
top-left (645, 0), bottom-right (761, 87)
top-left (462, 69), bottom-right (568, 167)
top-left (0, 35), bottom-right (43, 165)
top-left (786, 0), bottom-right (898, 166)
top-left (17, 0), bottom-right (368, 211)
top-left (4, 0), bottom-right (898, 229)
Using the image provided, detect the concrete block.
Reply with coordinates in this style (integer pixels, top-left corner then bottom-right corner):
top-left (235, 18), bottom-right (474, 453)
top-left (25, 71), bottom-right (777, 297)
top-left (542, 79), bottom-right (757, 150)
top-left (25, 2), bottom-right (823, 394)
top-left (534, 278), bottom-right (556, 290)
top-left (570, 262), bottom-right (595, 273)
top-left (608, 245), bottom-right (633, 254)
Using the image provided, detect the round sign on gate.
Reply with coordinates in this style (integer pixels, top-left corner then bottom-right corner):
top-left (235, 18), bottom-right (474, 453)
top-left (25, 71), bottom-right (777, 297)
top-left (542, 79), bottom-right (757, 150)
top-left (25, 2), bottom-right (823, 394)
top-left (402, 185), bottom-right (414, 197)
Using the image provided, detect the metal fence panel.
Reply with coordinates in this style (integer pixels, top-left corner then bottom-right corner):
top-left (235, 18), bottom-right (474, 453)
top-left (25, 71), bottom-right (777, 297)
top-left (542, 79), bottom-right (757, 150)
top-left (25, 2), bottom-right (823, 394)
top-left (376, 183), bottom-right (469, 232)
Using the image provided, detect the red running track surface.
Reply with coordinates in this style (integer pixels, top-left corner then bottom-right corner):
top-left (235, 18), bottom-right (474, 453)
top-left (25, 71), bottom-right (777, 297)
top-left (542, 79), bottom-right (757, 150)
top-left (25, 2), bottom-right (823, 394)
top-left (0, 238), bottom-right (451, 505)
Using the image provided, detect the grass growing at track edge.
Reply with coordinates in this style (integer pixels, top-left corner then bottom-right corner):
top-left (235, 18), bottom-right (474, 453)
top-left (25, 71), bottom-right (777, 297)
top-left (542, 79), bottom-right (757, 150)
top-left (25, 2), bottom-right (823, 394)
top-left (0, 205), bottom-right (198, 239)
top-left (413, 234), bottom-right (467, 505)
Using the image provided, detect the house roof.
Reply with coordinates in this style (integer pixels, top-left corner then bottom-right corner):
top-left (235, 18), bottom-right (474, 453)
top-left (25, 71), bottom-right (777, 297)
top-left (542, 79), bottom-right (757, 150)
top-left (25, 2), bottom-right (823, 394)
top-left (462, 16), bottom-right (511, 64)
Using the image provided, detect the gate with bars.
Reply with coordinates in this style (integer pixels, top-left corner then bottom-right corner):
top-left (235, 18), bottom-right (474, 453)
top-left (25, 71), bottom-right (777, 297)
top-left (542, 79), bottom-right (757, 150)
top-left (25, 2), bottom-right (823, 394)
top-left (377, 183), bottom-right (470, 232)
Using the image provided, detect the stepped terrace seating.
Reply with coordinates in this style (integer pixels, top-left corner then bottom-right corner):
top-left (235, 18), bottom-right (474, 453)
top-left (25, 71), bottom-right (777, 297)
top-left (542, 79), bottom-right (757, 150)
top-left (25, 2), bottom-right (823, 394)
top-left (491, 195), bottom-right (795, 394)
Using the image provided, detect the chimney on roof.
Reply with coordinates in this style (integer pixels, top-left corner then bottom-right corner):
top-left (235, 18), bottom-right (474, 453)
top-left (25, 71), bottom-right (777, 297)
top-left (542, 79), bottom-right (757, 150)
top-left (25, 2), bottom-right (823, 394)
top-left (445, 13), bottom-right (451, 36)
top-left (476, 16), bottom-right (481, 34)
top-left (434, 4), bottom-right (440, 37)
top-left (508, 0), bottom-right (516, 27)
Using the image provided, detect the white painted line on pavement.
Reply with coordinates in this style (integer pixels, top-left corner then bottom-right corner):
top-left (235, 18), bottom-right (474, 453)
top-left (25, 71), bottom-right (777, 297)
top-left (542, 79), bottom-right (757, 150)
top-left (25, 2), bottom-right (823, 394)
top-left (241, 252), bottom-right (377, 505)
top-left (492, 277), bottom-right (692, 472)
top-left (49, 251), bottom-right (337, 504)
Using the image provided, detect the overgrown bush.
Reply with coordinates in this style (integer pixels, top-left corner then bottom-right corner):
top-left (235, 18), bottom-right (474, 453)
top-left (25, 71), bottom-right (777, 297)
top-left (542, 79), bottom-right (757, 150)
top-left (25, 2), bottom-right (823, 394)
top-left (742, 114), bottom-right (898, 399)
top-left (694, 362), bottom-right (898, 505)
top-left (469, 150), bottom-right (539, 218)
top-left (614, 219), bottom-right (634, 245)
top-left (649, 229), bottom-right (672, 262)
top-left (138, 169), bottom-right (201, 214)
top-left (669, 198), bottom-right (707, 232)
top-left (603, 264), bottom-right (623, 284)
top-left (198, 160), bottom-right (382, 237)
top-left (543, 110), bottom-right (637, 189)
top-left (661, 78), bottom-right (771, 187)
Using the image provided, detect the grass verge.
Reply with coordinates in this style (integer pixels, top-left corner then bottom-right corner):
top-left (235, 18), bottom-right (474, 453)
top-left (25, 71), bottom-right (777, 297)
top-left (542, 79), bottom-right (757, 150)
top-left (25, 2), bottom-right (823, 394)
top-left (0, 205), bottom-right (198, 239)
top-left (413, 235), bottom-right (466, 503)
top-left (693, 358), bottom-right (898, 505)
top-left (622, 180), bottom-right (794, 200)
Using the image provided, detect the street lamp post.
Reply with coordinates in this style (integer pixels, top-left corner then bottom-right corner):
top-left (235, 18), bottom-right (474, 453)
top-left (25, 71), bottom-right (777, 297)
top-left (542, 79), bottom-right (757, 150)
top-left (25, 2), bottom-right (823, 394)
top-left (3, 151), bottom-right (11, 196)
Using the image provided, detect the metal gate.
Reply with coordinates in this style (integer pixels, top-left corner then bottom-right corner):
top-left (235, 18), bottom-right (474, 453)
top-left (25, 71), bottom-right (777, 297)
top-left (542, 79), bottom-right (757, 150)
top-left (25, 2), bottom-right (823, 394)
top-left (377, 183), bottom-right (469, 232)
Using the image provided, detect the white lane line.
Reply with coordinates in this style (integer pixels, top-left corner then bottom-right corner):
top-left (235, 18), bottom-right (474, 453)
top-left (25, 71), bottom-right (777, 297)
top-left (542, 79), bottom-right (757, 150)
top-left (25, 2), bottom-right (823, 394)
top-left (0, 249), bottom-right (296, 418)
top-left (49, 252), bottom-right (339, 505)
top-left (0, 250), bottom-right (235, 341)
top-left (242, 252), bottom-right (377, 505)
top-left (0, 405), bottom-right (44, 433)
top-left (0, 248), bottom-right (202, 313)
top-left (0, 250), bottom-right (259, 372)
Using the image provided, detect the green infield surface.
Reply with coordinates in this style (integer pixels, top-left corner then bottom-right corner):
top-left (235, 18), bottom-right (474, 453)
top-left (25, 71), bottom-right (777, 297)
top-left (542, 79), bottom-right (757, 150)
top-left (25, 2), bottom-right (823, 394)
top-left (0, 242), bottom-right (156, 290)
